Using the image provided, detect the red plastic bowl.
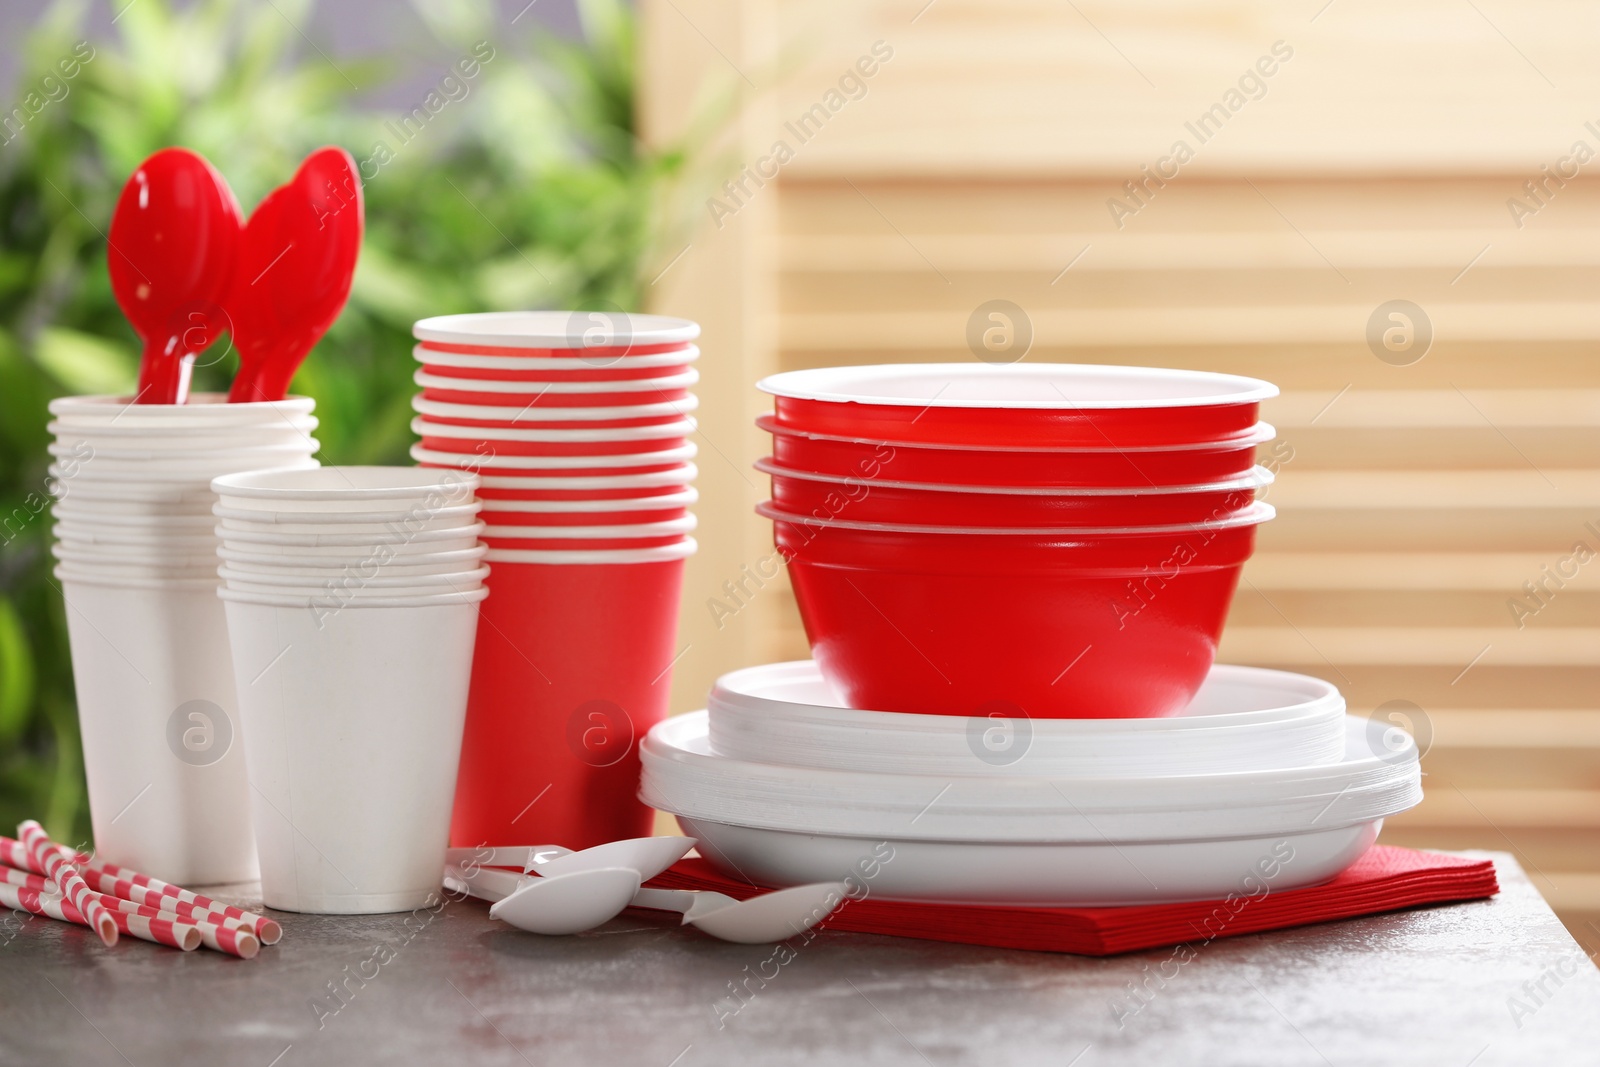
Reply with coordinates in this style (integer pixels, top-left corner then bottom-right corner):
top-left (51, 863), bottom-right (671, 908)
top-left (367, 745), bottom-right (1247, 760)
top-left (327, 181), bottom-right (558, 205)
top-left (760, 460), bottom-right (1267, 527)
top-left (413, 396), bottom-right (696, 431)
top-left (762, 416), bottom-right (1275, 488)
top-left (760, 364), bottom-right (1276, 448)
top-left (766, 504), bottom-right (1271, 718)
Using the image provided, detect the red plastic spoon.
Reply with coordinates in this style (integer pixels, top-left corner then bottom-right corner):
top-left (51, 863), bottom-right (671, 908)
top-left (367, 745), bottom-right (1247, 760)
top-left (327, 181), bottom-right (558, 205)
top-left (108, 148), bottom-right (243, 404)
top-left (227, 147), bottom-right (364, 403)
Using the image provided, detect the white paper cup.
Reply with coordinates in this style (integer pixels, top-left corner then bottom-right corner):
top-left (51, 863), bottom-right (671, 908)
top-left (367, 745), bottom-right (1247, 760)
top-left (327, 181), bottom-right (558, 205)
top-left (53, 559), bottom-right (220, 583)
top-left (218, 564), bottom-right (489, 596)
top-left (51, 511), bottom-right (217, 537)
top-left (50, 393), bottom-right (315, 426)
top-left (212, 466), bottom-right (480, 503)
top-left (47, 443), bottom-right (319, 474)
top-left (213, 507), bottom-right (481, 536)
top-left (215, 522), bottom-right (487, 554)
top-left (57, 575), bottom-right (258, 885)
top-left (217, 544), bottom-right (488, 576)
top-left (52, 457), bottom-right (321, 486)
top-left (221, 592), bottom-right (482, 912)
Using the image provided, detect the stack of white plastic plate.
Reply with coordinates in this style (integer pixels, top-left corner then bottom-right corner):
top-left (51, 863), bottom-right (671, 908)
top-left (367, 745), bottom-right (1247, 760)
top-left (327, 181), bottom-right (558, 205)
top-left (641, 662), bottom-right (1423, 906)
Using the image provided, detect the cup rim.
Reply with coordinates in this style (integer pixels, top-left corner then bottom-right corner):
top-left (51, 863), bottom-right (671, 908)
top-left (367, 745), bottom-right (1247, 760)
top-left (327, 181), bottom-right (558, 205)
top-left (755, 458), bottom-right (1275, 497)
top-left (55, 565), bottom-right (220, 590)
top-left (413, 311), bottom-right (700, 348)
top-left (481, 537), bottom-right (698, 565)
top-left (757, 499), bottom-right (1276, 536)
top-left (412, 442), bottom-right (698, 470)
top-left (473, 463), bottom-right (698, 490)
top-left (477, 488), bottom-right (698, 513)
top-left (411, 416), bottom-right (697, 443)
top-left (212, 502), bottom-right (482, 526)
top-left (414, 367), bottom-right (699, 395)
top-left (217, 584), bottom-right (491, 607)
top-left (757, 414), bottom-right (1278, 455)
top-left (217, 543), bottom-right (489, 567)
top-left (218, 564), bottom-right (491, 589)
top-left (49, 393), bottom-right (316, 417)
top-left (212, 465), bottom-right (482, 499)
top-left (479, 515), bottom-right (697, 539)
top-left (413, 342), bottom-right (700, 370)
top-left (411, 395), bottom-right (699, 423)
top-left (215, 521), bottom-right (488, 547)
top-left (757, 364), bottom-right (1278, 411)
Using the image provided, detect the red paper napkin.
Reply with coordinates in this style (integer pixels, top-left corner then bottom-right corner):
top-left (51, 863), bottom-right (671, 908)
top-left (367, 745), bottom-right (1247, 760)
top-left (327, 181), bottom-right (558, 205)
top-left (643, 845), bottom-right (1498, 956)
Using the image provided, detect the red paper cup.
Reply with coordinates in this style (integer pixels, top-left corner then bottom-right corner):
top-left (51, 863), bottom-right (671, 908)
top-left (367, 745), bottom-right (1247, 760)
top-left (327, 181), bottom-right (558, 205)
top-left (412, 442), bottom-right (697, 477)
top-left (413, 417), bottom-right (696, 457)
top-left (760, 460), bottom-right (1270, 527)
top-left (481, 516), bottom-right (696, 551)
top-left (449, 543), bottom-right (695, 851)
top-left (762, 416), bottom-right (1276, 488)
top-left (480, 490), bottom-right (696, 527)
top-left (766, 502), bottom-right (1272, 719)
top-left (760, 365), bottom-right (1276, 448)
top-left (473, 465), bottom-right (698, 501)
top-left (415, 368), bottom-right (697, 409)
top-left (413, 395), bottom-right (697, 430)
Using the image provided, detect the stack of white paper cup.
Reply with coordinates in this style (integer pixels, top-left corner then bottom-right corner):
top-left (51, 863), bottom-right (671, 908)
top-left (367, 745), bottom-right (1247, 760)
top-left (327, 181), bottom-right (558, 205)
top-left (48, 393), bottom-right (321, 885)
top-left (210, 466), bottom-right (486, 913)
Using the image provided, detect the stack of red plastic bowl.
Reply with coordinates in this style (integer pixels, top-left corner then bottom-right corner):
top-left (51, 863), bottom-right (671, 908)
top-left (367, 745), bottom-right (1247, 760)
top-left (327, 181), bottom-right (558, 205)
top-left (756, 363), bottom-right (1279, 720)
top-left (409, 311), bottom-right (700, 850)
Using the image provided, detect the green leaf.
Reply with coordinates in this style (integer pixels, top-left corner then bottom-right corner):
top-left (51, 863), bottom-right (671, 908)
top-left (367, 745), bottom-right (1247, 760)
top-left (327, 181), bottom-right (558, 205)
top-left (33, 326), bottom-right (136, 394)
top-left (0, 597), bottom-right (34, 745)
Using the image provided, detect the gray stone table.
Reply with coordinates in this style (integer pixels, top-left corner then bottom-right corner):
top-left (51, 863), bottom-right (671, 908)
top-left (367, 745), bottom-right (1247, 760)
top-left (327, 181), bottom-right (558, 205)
top-left (2, 852), bottom-right (1597, 1066)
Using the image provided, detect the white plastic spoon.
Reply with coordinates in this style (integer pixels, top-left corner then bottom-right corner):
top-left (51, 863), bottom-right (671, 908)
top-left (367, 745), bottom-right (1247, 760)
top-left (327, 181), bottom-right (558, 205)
top-left (444, 837), bottom-right (695, 882)
top-left (489, 867), bottom-right (642, 935)
top-left (630, 882), bottom-right (850, 944)
top-left (445, 860), bottom-right (848, 942)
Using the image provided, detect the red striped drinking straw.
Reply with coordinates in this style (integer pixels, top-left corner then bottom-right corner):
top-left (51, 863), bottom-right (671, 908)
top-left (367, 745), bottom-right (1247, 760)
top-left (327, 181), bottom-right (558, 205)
top-left (0, 866), bottom-right (258, 958)
top-left (0, 881), bottom-right (198, 951)
top-left (18, 821), bottom-right (115, 947)
top-left (0, 835), bottom-right (281, 945)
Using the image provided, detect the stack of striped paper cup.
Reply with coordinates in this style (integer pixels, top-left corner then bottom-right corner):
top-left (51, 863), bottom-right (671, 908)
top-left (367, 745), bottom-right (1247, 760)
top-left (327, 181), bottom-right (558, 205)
top-left (407, 311), bottom-right (699, 851)
top-left (47, 393), bottom-right (320, 885)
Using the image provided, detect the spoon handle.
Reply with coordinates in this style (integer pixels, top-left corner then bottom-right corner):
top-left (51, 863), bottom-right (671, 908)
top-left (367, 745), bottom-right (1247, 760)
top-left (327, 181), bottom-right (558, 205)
top-left (136, 339), bottom-right (192, 405)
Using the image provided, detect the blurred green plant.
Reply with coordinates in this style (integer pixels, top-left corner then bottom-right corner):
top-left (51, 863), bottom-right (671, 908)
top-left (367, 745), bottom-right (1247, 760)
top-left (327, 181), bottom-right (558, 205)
top-left (0, 0), bottom-right (688, 843)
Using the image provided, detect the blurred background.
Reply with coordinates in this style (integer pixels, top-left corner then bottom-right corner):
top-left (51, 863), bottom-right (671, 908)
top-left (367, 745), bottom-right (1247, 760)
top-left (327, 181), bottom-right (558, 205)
top-left (2, 0), bottom-right (1598, 947)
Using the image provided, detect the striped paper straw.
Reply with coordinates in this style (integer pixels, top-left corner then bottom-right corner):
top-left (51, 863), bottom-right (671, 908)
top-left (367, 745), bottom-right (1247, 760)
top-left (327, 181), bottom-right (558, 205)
top-left (0, 866), bottom-right (258, 959)
top-left (0, 863), bottom-right (260, 942)
top-left (18, 822), bottom-right (114, 947)
top-left (0, 836), bottom-right (281, 945)
top-left (0, 882), bottom-right (199, 951)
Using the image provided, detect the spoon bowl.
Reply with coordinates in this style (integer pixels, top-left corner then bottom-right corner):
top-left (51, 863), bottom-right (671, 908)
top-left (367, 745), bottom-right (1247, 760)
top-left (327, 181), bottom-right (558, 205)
top-left (485, 867), bottom-right (642, 935)
top-left (108, 148), bottom-right (242, 404)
